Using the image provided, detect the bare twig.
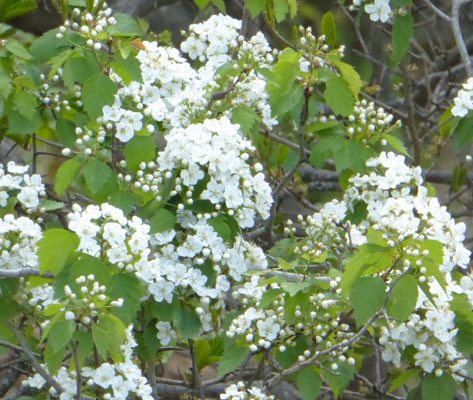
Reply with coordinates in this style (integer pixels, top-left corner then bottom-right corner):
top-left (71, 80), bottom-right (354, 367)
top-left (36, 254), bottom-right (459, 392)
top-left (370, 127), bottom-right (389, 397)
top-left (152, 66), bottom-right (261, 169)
top-left (0, 268), bottom-right (53, 279)
top-left (189, 339), bottom-right (205, 400)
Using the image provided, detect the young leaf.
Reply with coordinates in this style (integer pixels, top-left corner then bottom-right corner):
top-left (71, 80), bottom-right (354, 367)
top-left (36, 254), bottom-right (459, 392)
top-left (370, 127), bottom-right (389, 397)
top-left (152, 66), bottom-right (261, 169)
top-left (323, 363), bottom-right (355, 399)
top-left (46, 319), bottom-right (75, 353)
top-left (386, 274), bottom-right (418, 321)
top-left (389, 368), bottom-right (421, 393)
top-left (247, 0), bottom-right (266, 17)
top-left (421, 373), bottom-right (456, 400)
top-left (273, 0), bottom-right (289, 22)
top-left (82, 73), bottom-right (117, 120)
top-left (149, 208), bottom-right (177, 234)
top-left (324, 76), bottom-right (355, 116)
top-left (453, 115), bottom-right (473, 151)
top-left (350, 276), bottom-right (386, 326)
top-left (124, 135), bottom-right (157, 172)
top-left (82, 158), bottom-right (113, 194)
top-left (392, 14), bottom-right (414, 64)
top-left (55, 157), bottom-right (83, 195)
top-left (92, 314), bottom-right (127, 362)
top-left (173, 305), bottom-right (202, 339)
top-left (217, 346), bottom-right (250, 377)
top-left (6, 39), bottom-right (32, 59)
top-left (321, 12), bottom-right (336, 47)
top-left (37, 229), bottom-right (80, 275)
top-left (294, 366), bottom-right (322, 400)
top-left (107, 273), bottom-right (146, 325)
top-left (14, 91), bottom-right (38, 120)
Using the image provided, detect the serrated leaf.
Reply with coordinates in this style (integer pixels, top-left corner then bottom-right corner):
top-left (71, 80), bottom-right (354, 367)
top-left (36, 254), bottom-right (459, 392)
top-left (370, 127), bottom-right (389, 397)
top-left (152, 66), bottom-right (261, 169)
top-left (110, 52), bottom-right (142, 85)
top-left (287, 0), bottom-right (297, 18)
top-left (123, 135), bottom-right (157, 172)
top-left (321, 12), bottom-right (336, 47)
top-left (324, 76), bottom-right (355, 116)
top-left (280, 281), bottom-right (312, 297)
top-left (294, 366), bottom-right (322, 400)
top-left (392, 14), bottom-right (414, 64)
top-left (247, 0), bottom-right (266, 17)
top-left (14, 91), bottom-right (38, 120)
top-left (450, 295), bottom-right (473, 353)
top-left (258, 289), bottom-right (285, 310)
top-left (386, 274), bottom-right (417, 321)
top-left (421, 373), bottom-right (456, 400)
top-left (0, 69), bottom-right (12, 98)
top-left (149, 208), bottom-right (177, 234)
top-left (92, 314), bottom-right (126, 362)
top-left (323, 363), bottom-right (355, 398)
top-left (5, 39), bottom-right (32, 59)
top-left (0, 0), bottom-right (37, 22)
top-left (381, 133), bottom-right (410, 157)
top-left (55, 157), bottom-right (83, 195)
top-left (82, 73), bottom-right (117, 120)
top-left (8, 109), bottom-right (41, 135)
top-left (107, 273), bottom-right (146, 325)
top-left (231, 105), bottom-right (259, 135)
top-left (63, 55), bottom-right (101, 89)
top-left (82, 158), bottom-right (113, 194)
top-left (108, 191), bottom-right (136, 215)
top-left (38, 229), bottom-right (80, 275)
top-left (211, 0), bottom-right (226, 13)
top-left (70, 256), bottom-right (111, 285)
top-left (350, 276), bottom-right (386, 326)
top-left (331, 60), bottom-right (362, 98)
top-left (173, 305), bottom-right (202, 339)
top-left (46, 319), bottom-right (75, 353)
top-left (273, 0), bottom-right (289, 22)
top-left (217, 346), bottom-right (250, 377)
top-left (44, 341), bottom-right (64, 376)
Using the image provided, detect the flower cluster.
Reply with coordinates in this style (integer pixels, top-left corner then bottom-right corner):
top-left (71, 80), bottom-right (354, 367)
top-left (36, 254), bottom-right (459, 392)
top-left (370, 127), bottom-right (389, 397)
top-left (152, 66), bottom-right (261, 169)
top-left (220, 381), bottom-right (275, 400)
top-left (0, 214), bottom-right (42, 270)
top-left (130, 117), bottom-right (272, 228)
top-left (25, 326), bottom-right (153, 400)
top-left (451, 78), bottom-right (473, 117)
top-left (0, 161), bottom-right (46, 211)
top-left (346, 100), bottom-right (401, 144)
top-left (293, 152), bottom-right (470, 376)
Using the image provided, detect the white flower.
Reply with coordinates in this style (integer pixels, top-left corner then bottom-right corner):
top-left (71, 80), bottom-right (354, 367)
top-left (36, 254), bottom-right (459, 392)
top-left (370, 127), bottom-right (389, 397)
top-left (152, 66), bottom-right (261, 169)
top-left (414, 347), bottom-right (438, 373)
top-left (257, 317), bottom-right (280, 341)
top-left (17, 187), bottom-right (40, 208)
top-left (156, 321), bottom-right (177, 345)
top-left (452, 89), bottom-right (473, 117)
top-left (365, 0), bottom-right (391, 23)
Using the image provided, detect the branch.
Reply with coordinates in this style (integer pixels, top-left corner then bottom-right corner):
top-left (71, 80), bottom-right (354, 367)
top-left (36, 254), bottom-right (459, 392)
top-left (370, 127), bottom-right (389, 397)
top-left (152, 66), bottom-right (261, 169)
top-left (189, 339), bottom-right (205, 400)
top-left (0, 268), bottom-right (53, 279)
top-left (5, 322), bottom-right (64, 396)
top-left (451, 0), bottom-right (472, 77)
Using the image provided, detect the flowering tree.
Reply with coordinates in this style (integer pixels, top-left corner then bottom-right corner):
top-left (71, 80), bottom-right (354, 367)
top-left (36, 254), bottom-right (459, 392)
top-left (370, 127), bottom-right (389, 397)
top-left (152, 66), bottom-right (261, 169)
top-left (1, 0), bottom-right (473, 399)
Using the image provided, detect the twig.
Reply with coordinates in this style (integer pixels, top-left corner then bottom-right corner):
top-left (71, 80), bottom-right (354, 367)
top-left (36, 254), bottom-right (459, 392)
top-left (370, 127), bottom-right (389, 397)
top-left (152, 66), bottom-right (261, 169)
top-left (0, 268), bottom-right (53, 279)
top-left (451, 0), bottom-right (472, 77)
top-left (5, 322), bottom-right (64, 396)
top-left (339, 2), bottom-right (369, 55)
top-left (70, 340), bottom-right (82, 400)
top-left (188, 339), bottom-right (205, 400)
top-left (0, 340), bottom-right (41, 358)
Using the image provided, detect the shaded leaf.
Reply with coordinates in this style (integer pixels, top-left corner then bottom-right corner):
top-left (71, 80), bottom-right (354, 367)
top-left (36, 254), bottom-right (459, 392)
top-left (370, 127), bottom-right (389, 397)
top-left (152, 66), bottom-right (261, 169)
top-left (38, 229), bottom-right (80, 275)
top-left (350, 276), bottom-right (386, 326)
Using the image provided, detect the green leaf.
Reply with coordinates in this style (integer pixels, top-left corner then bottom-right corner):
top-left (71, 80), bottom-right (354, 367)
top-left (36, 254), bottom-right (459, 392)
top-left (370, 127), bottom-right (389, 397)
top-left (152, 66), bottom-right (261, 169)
top-left (173, 305), bottom-right (202, 339)
top-left (381, 133), bottom-right (410, 157)
top-left (386, 274), bottom-right (417, 321)
top-left (453, 115), bottom-right (473, 151)
top-left (284, 291), bottom-right (310, 325)
top-left (273, 0), bottom-right (289, 22)
top-left (82, 73), bottom-right (118, 120)
top-left (92, 314), bottom-right (127, 362)
top-left (149, 208), bottom-right (177, 234)
top-left (124, 135), bottom-right (157, 172)
top-left (46, 319), bottom-right (75, 353)
top-left (55, 157), bottom-right (83, 195)
top-left (390, 368), bottom-right (421, 393)
top-left (321, 12), bottom-right (336, 47)
top-left (194, 338), bottom-right (223, 371)
top-left (217, 346), bottom-right (250, 377)
top-left (247, 0), bottom-right (267, 17)
top-left (14, 91), bottom-right (38, 120)
top-left (451, 166), bottom-right (468, 192)
top-left (38, 229), bottom-right (80, 275)
top-left (323, 363), bottom-right (355, 399)
top-left (390, 0), bottom-right (412, 7)
top-left (108, 191), bottom-right (136, 215)
top-left (392, 14), bottom-right (414, 64)
top-left (0, 0), bottom-right (37, 22)
top-left (110, 52), bottom-right (142, 85)
top-left (331, 60), bottom-right (362, 98)
top-left (70, 256), bottom-right (111, 285)
top-left (258, 289), bottom-right (284, 309)
top-left (6, 39), bottom-right (32, 59)
top-left (273, 48), bottom-right (302, 93)
top-left (280, 281), bottom-right (311, 297)
top-left (48, 49), bottom-right (74, 80)
top-left (0, 69), bottom-right (12, 98)
top-left (324, 75), bottom-right (355, 116)
top-left (350, 276), bottom-right (386, 326)
top-left (231, 105), bottom-right (259, 135)
top-left (211, 0), bottom-right (226, 13)
top-left (310, 137), bottom-right (374, 172)
top-left (73, 331), bottom-right (94, 368)
top-left (287, 0), bottom-right (297, 18)
top-left (82, 158), bottom-right (113, 194)
top-left (194, 0), bottom-right (211, 9)
top-left (107, 273), bottom-right (146, 325)
top-left (294, 366), bottom-right (322, 400)
top-left (44, 341), bottom-right (64, 376)
top-left (63, 54), bottom-right (101, 89)
top-left (450, 295), bottom-right (473, 353)
top-left (421, 373), bottom-right (456, 400)
top-left (8, 109), bottom-right (41, 135)
top-left (108, 12), bottom-right (144, 36)
top-left (439, 108), bottom-right (456, 139)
